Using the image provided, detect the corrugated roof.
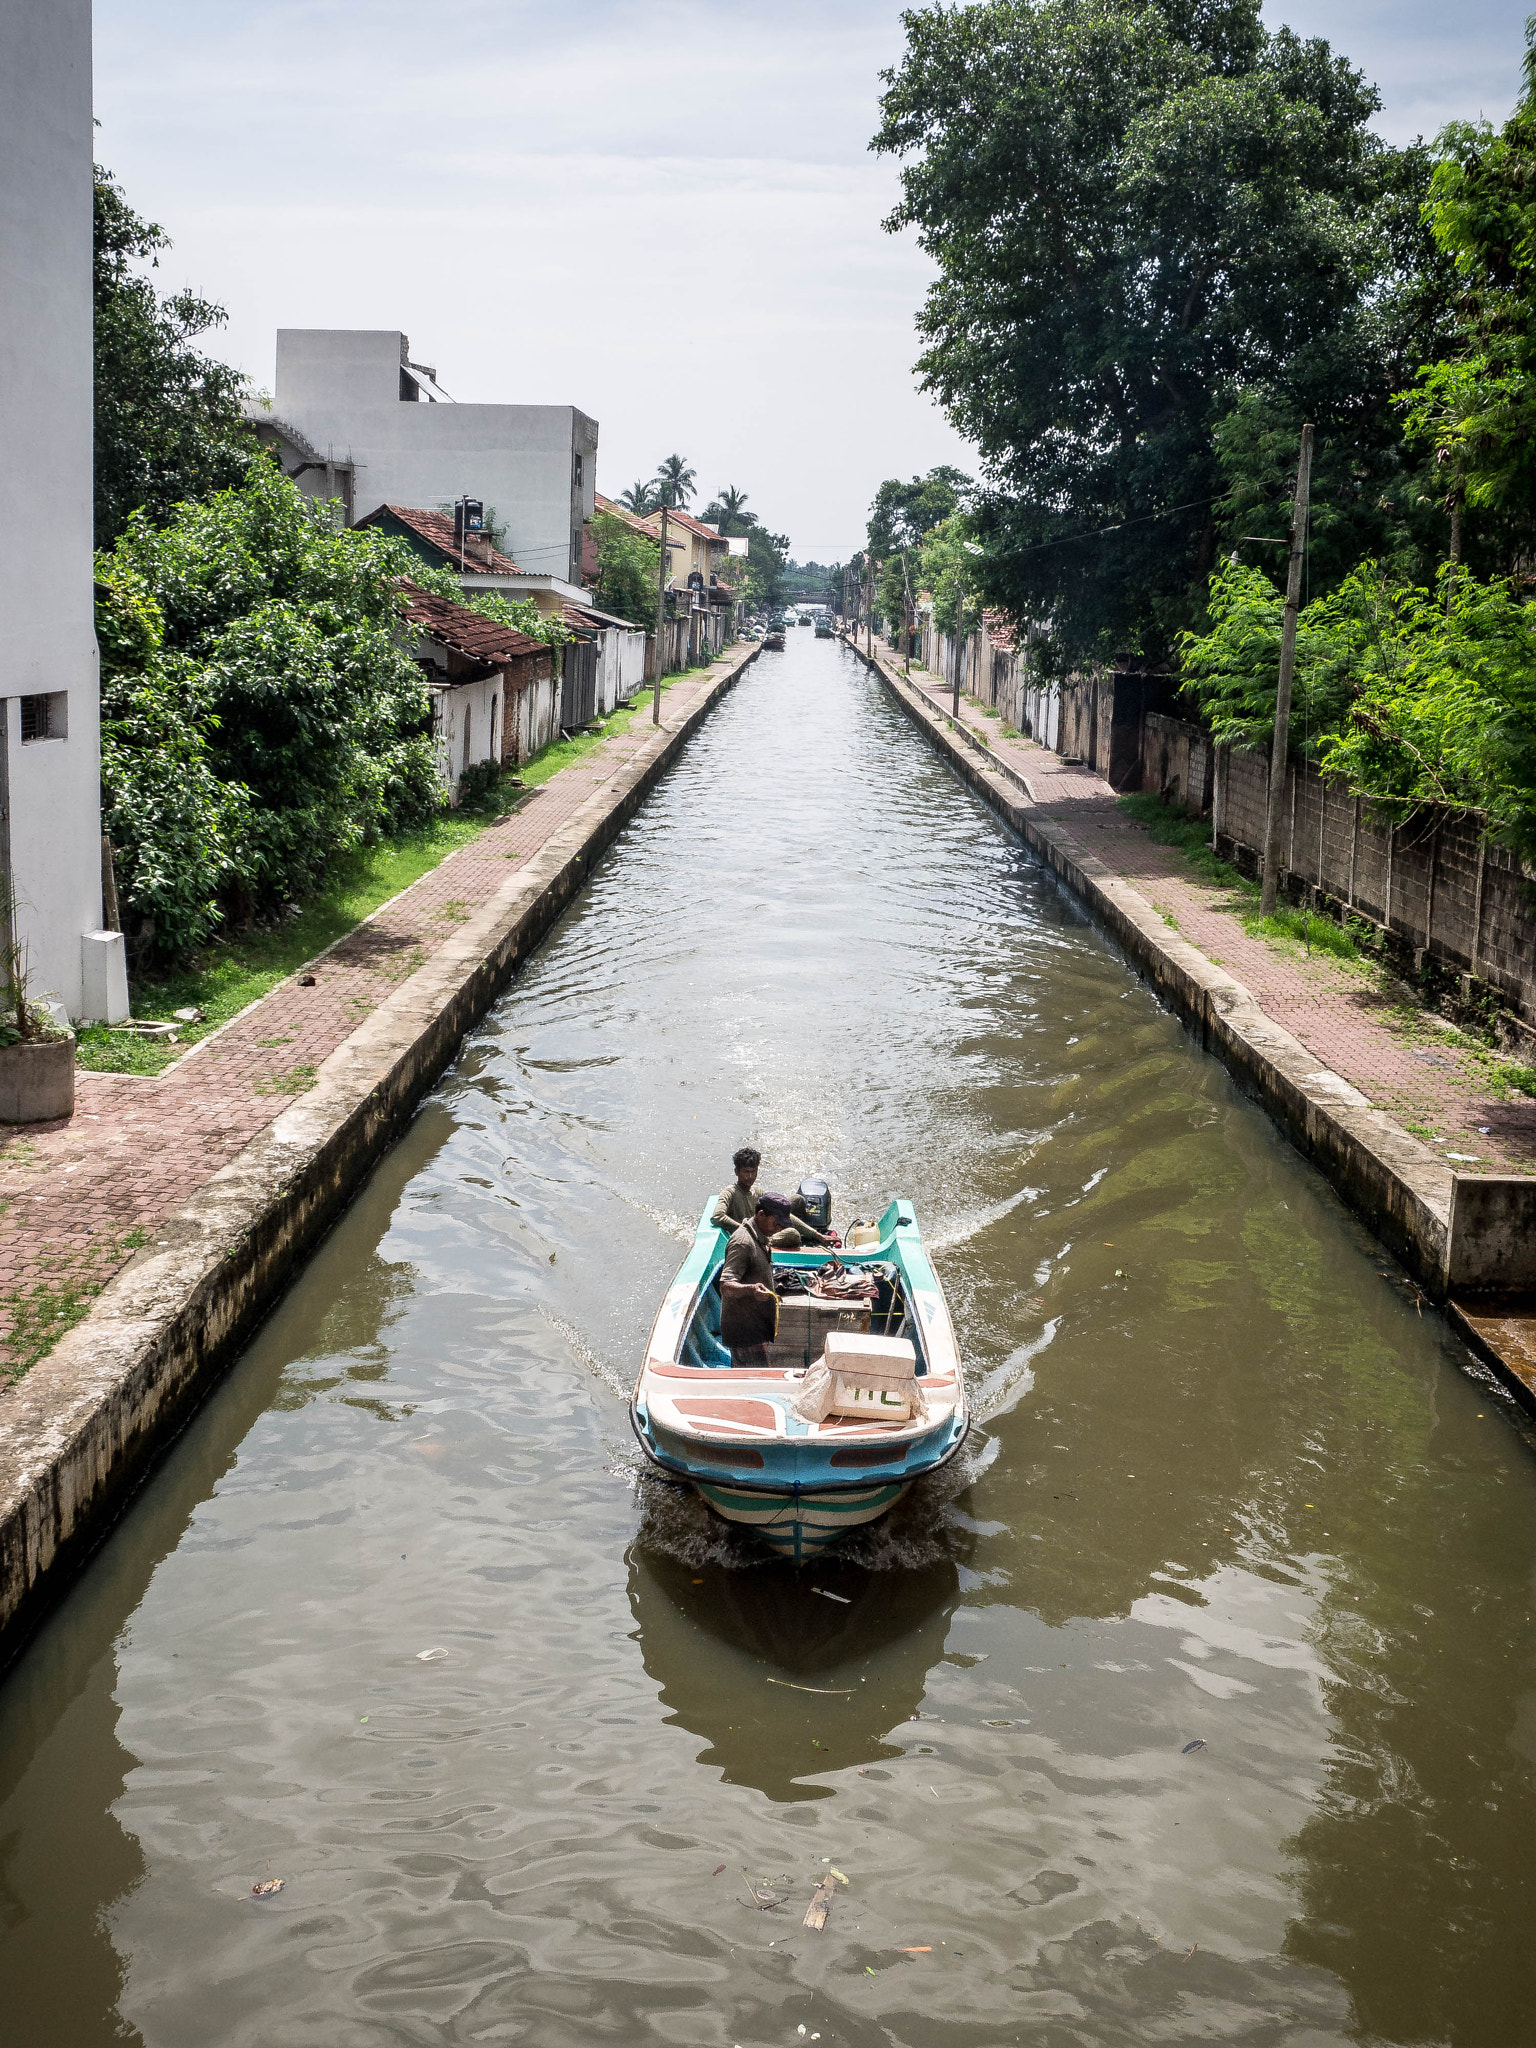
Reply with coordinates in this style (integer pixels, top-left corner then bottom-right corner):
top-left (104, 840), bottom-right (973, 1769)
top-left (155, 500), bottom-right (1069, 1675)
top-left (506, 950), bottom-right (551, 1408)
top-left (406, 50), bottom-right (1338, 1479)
top-left (363, 503), bottom-right (523, 575)
top-left (398, 580), bottom-right (545, 665)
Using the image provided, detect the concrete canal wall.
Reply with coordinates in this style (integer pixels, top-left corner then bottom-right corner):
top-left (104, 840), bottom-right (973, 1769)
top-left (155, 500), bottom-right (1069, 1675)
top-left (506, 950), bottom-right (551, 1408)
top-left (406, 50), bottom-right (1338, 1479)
top-left (0, 648), bottom-right (758, 1668)
top-left (853, 640), bottom-right (1536, 1320)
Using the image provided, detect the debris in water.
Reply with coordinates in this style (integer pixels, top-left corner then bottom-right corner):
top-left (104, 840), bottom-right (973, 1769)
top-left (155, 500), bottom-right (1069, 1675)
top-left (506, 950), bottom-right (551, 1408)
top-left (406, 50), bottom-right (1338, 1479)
top-left (828, 1868), bottom-right (850, 1886)
top-left (1184, 1943), bottom-right (1199, 1960)
top-left (250, 1877), bottom-right (284, 1897)
top-left (742, 1872), bottom-right (784, 1910)
top-left (804, 1876), bottom-right (836, 1930)
top-left (812, 1587), bottom-right (851, 1604)
top-left (901, 1946), bottom-right (932, 1954)
top-left (766, 1678), bottom-right (853, 1695)
top-left (416, 1648), bottom-right (448, 1662)
top-left (1182, 1738), bottom-right (1206, 1754)
top-left (713, 1864), bottom-right (726, 1876)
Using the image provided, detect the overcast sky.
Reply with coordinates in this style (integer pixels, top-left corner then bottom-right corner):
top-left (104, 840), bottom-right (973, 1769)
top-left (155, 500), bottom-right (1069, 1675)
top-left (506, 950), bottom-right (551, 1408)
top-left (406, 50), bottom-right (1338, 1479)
top-left (94, 0), bottom-right (1529, 564)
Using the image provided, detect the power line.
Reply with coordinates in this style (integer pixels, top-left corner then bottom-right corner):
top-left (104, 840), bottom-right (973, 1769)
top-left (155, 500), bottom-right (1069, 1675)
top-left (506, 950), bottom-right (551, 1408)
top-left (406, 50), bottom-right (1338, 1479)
top-left (1001, 495), bottom-right (1219, 561)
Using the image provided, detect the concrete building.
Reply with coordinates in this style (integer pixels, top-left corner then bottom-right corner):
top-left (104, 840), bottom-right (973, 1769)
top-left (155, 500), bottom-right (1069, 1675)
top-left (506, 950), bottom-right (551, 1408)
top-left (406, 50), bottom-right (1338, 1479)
top-left (0, 0), bottom-right (125, 1025)
top-left (259, 330), bottom-right (598, 587)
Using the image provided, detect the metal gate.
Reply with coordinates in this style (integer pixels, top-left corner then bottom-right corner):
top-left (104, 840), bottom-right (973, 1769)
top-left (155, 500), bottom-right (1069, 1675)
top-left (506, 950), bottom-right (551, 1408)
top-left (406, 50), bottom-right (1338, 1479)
top-left (560, 640), bottom-right (598, 731)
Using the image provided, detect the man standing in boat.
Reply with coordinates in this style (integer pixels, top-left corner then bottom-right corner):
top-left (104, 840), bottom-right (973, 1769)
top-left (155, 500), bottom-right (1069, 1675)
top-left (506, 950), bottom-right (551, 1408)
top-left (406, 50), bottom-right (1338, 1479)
top-left (712, 1148), bottom-right (837, 1250)
top-left (719, 1193), bottom-right (794, 1369)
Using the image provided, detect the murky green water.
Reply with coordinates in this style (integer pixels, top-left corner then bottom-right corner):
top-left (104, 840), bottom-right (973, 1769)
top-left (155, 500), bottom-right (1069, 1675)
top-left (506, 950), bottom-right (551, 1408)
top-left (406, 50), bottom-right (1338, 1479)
top-left (3, 631), bottom-right (1535, 2046)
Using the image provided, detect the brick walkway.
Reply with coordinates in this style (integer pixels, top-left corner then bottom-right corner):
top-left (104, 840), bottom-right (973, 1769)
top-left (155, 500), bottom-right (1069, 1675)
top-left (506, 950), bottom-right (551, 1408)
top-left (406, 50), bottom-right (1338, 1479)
top-left (895, 659), bottom-right (1536, 1177)
top-left (0, 662), bottom-right (733, 1378)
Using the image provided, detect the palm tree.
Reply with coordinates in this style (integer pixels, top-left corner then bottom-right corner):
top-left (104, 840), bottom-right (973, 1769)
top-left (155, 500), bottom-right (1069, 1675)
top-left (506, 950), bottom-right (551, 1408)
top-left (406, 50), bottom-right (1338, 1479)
top-left (703, 484), bottom-right (753, 533)
top-left (652, 454), bottom-right (697, 510)
top-left (618, 479), bottom-right (658, 516)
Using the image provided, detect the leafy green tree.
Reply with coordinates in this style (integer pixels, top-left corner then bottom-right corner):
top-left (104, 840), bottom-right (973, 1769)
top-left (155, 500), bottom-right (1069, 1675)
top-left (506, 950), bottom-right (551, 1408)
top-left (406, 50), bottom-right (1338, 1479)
top-left (917, 516), bottom-right (981, 640)
top-left (742, 524), bottom-right (791, 610)
top-left (873, 0), bottom-right (1412, 660)
top-left (704, 485), bottom-right (754, 532)
top-left (96, 456), bottom-right (440, 957)
top-left (618, 479), bottom-right (660, 516)
top-left (652, 454), bottom-right (697, 510)
top-left (94, 166), bottom-right (254, 545)
top-left (1400, 25), bottom-right (1536, 555)
top-left (1180, 554), bottom-right (1536, 860)
top-left (866, 468), bottom-right (971, 556)
top-left (586, 510), bottom-right (662, 625)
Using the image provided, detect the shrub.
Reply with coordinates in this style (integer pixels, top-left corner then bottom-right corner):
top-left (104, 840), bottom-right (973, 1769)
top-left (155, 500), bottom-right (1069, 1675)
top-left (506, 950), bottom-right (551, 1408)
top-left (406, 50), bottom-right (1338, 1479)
top-left (97, 455), bottom-right (440, 958)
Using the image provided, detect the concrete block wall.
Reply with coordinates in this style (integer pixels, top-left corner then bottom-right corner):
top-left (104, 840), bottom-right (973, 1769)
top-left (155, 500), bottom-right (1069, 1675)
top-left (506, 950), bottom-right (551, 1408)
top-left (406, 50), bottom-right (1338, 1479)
top-left (1214, 746), bottom-right (1536, 1033)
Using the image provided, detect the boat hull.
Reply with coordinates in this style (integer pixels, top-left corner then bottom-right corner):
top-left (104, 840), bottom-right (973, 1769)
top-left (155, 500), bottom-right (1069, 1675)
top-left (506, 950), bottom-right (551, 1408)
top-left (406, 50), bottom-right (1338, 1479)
top-left (696, 1476), bottom-right (908, 1561)
top-left (631, 1196), bottom-right (967, 1564)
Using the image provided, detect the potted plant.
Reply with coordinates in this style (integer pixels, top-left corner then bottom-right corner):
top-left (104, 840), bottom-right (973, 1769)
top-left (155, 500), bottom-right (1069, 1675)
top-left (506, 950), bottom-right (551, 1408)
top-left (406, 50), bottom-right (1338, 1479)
top-left (0, 900), bottom-right (75, 1124)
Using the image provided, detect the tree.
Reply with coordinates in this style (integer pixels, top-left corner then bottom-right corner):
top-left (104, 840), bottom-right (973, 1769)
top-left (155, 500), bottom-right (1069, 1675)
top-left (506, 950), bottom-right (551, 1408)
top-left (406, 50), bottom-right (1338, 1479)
top-left (740, 525), bottom-right (791, 610)
top-left (587, 510), bottom-right (662, 626)
top-left (94, 166), bottom-right (254, 546)
top-left (917, 516), bottom-right (981, 640)
top-left (652, 454), bottom-right (697, 510)
top-left (873, 0), bottom-right (1411, 661)
top-left (617, 479), bottom-right (660, 516)
top-left (704, 485), bottom-right (754, 532)
top-left (866, 467), bottom-right (971, 556)
top-left (1399, 23), bottom-right (1536, 557)
top-left (96, 455), bottom-right (440, 958)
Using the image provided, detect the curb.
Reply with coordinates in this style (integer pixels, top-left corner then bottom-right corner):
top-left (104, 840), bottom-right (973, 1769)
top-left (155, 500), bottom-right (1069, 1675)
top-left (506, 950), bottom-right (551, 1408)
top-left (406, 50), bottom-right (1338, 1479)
top-left (0, 647), bottom-right (758, 1667)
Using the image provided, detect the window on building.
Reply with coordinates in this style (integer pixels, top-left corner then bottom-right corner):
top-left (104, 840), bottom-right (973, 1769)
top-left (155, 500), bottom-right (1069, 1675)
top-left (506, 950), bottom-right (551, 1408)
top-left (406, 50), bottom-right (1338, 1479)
top-left (573, 451), bottom-right (584, 488)
top-left (19, 692), bottom-right (67, 743)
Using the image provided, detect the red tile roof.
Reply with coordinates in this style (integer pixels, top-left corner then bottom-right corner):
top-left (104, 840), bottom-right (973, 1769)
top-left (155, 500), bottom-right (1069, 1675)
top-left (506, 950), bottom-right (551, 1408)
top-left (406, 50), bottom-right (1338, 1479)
top-left (983, 608), bottom-right (1018, 651)
top-left (363, 503), bottom-right (523, 575)
top-left (593, 493), bottom-right (657, 537)
top-left (593, 495), bottom-right (725, 548)
top-left (397, 581), bottom-right (545, 666)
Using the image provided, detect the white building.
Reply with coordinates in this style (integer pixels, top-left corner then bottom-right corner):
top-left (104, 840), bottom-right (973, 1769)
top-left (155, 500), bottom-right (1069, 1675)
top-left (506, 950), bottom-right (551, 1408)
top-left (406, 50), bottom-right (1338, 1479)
top-left (0, 0), bottom-right (125, 1024)
top-left (257, 330), bottom-right (598, 587)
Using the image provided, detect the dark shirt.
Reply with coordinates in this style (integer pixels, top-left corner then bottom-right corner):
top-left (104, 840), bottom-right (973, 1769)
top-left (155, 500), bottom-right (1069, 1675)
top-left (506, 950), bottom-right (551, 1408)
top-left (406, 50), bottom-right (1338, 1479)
top-left (722, 1217), bottom-right (774, 1291)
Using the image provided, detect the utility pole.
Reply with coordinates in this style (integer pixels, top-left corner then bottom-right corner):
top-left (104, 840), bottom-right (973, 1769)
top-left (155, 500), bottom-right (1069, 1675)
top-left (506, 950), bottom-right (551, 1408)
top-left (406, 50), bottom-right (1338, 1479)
top-left (864, 558), bottom-right (873, 658)
top-left (652, 506), bottom-right (669, 726)
top-left (1260, 423), bottom-right (1314, 917)
top-left (901, 551), bottom-right (914, 676)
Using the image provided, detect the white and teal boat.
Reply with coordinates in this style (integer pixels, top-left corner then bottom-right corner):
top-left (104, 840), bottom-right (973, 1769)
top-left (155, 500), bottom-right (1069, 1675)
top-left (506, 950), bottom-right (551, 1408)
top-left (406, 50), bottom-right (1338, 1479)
top-left (630, 1198), bottom-right (968, 1563)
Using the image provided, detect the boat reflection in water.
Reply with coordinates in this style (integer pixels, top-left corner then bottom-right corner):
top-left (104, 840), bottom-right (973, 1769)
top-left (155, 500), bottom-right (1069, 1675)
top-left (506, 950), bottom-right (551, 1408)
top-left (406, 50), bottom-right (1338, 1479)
top-left (626, 1541), bottom-right (961, 1802)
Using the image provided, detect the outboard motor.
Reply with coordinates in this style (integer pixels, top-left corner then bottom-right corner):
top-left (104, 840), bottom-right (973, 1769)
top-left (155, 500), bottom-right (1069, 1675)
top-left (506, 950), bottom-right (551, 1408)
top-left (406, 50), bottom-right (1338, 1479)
top-left (795, 1177), bottom-right (832, 1234)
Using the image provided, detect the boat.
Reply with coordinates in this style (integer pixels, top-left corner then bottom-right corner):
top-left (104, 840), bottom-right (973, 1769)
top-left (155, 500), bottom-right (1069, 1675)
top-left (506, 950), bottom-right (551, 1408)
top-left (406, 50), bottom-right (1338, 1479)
top-left (797, 612), bottom-right (812, 626)
top-left (762, 630), bottom-right (785, 650)
top-left (631, 1196), bottom-right (968, 1562)
top-left (814, 617), bottom-right (833, 638)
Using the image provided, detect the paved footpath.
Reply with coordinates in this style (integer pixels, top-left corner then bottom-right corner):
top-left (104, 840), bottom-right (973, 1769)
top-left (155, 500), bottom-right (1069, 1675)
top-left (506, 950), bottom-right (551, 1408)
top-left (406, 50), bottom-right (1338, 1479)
top-left (0, 661), bottom-right (732, 1378)
top-left (890, 653), bottom-right (1536, 1177)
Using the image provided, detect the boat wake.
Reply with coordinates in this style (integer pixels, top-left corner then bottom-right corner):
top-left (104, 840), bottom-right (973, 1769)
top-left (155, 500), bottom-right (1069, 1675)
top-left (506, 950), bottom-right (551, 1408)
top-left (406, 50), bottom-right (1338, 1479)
top-left (536, 1305), bottom-right (628, 1400)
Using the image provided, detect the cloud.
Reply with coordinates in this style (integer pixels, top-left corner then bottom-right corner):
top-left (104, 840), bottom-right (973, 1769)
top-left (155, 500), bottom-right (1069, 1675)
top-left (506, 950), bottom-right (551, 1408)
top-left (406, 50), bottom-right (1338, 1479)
top-left (95, 0), bottom-right (1530, 559)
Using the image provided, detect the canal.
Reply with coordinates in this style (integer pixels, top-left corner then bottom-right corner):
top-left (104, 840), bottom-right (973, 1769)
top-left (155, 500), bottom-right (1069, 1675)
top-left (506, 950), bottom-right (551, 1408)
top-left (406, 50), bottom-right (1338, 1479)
top-left (2, 628), bottom-right (1534, 2044)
